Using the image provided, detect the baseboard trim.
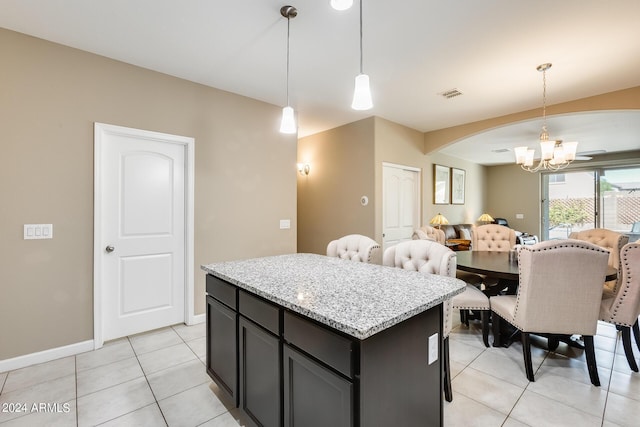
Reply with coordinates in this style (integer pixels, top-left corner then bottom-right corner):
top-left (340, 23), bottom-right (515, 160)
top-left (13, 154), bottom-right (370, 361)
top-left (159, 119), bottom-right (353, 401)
top-left (187, 313), bottom-right (205, 325)
top-left (0, 340), bottom-right (94, 373)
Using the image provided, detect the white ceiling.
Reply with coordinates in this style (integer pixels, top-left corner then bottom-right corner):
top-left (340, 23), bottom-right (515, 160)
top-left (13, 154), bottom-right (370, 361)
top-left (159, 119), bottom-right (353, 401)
top-left (2, 0), bottom-right (640, 164)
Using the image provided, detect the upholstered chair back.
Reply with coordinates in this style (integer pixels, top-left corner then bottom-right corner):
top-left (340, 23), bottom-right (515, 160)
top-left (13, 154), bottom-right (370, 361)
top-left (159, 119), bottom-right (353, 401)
top-left (472, 224), bottom-right (516, 252)
top-left (383, 240), bottom-right (456, 336)
top-left (412, 225), bottom-right (446, 244)
top-left (569, 228), bottom-right (629, 294)
top-left (600, 241), bottom-right (640, 327)
top-left (326, 234), bottom-right (382, 265)
top-left (508, 239), bottom-right (609, 335)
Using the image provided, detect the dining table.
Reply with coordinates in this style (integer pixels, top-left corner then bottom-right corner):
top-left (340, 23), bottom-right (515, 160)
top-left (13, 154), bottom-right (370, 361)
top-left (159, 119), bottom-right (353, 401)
top-left (456, 250), bottom-right (618, 283)
top-left (455, 250), bottom-right (618, 348)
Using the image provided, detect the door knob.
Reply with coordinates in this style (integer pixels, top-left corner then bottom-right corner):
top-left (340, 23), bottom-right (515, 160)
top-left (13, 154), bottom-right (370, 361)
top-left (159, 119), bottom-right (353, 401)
top-left (106, 245), bottom-right (115, 253)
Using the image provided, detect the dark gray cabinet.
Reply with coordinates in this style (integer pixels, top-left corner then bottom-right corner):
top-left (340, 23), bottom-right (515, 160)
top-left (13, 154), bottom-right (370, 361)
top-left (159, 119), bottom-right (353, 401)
top-left (206, 295), bottom-right (237, 405)
top-left (239, 315), bottom-right (281, 427)
top-left (283, 345), bottom-right (352, 427)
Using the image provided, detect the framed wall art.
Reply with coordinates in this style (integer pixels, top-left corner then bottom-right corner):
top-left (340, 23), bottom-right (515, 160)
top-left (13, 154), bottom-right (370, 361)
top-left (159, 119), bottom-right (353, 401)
top-left (451, 167), bottom-right (466, 204)
top-left (433, 164), bottom-right (450, 204)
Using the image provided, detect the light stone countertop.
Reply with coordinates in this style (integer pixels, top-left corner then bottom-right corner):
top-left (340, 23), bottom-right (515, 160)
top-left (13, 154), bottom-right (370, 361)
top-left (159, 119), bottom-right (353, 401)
top-left (202, 253), bottom-right (465, 340)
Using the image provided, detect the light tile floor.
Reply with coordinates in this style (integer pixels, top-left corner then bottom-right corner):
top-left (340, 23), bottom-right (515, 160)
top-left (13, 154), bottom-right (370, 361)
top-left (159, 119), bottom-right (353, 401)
top-left (1, 315), bottom-right (639, 426)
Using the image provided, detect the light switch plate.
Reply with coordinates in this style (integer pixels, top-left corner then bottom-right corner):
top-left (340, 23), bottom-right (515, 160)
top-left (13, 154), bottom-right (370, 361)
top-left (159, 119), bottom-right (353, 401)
top-left (428, 333), bottom-right (439, 365)
top-left (516, 213), bottom-right (524, 219)
top-left (24, 224), bottom-right (53, 240)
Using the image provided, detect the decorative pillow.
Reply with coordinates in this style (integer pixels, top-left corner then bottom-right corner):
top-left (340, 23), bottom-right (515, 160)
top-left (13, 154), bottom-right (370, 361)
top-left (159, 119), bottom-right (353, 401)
top-left (460, 228), bottom-right (471, 240)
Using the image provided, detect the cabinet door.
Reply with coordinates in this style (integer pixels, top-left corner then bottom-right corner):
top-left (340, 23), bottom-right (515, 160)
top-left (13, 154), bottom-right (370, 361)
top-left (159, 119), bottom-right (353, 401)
top-left (239, 317), bottom-right (281, 427)
top-left (206, 295), bottom-right (238, 406)
top-left (283, 345), bottom-right (352, 427)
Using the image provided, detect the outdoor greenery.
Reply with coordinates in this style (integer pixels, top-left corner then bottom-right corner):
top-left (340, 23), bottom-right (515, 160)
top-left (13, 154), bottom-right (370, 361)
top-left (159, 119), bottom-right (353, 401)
top-left (548, 199), bottom-right (591, 227)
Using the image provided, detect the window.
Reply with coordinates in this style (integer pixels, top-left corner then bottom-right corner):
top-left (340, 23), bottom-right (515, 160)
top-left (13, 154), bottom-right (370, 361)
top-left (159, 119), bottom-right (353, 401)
top-left (542, 166), bottom-right (640, 240)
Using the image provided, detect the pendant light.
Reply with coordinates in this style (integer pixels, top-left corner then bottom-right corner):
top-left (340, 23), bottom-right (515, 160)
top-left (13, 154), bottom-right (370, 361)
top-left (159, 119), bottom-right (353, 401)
top-left (351, 0), bottom-right (372, 110)
top-left (279, 6), bottom-right (297, 134)
top-left (330, 0), bottom-right (353, 11)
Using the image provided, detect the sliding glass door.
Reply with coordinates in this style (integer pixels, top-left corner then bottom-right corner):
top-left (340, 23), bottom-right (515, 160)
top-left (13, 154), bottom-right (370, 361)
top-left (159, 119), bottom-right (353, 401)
top-left (542, 166), bottom-right (640, 241)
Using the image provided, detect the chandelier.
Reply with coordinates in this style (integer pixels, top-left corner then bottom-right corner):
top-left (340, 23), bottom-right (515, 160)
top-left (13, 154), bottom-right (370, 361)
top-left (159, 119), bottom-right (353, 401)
top-left (514, 63), bottom-right (578, 172)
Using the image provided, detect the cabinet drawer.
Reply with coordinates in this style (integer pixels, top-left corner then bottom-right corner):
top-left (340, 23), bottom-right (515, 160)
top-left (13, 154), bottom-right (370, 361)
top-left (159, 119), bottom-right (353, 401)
top-left (206, 275), bottom-right (237, 309)
top-left (239, 291), bottom-right (280, 335)
top-left (284, 311), bottom-right (353, 378)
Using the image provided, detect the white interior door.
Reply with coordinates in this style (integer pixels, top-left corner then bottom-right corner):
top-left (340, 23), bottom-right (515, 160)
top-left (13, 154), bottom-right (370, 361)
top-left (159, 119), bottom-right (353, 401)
top-left (95, 123), bottom-right (191, 342)
top-left (383, 163), bottom-right (421, 250)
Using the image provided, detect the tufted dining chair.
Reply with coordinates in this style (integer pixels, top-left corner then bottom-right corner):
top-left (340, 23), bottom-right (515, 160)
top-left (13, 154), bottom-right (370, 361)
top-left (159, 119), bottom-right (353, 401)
top-left (383, 239), bottom-right (458, 401)
top-left (455, 224), bottom-right (517, 326)
top-left (326, 234), bottom-right (382, 265)
top-left (412, 225), bottom-right (446, 244)
top-left (490, 239), bottom-right (610, 385)
top-left (472, 224), bottom-right (517, 252)
top-left (569, 228), bottom-right (629, 296)
top-left (599, 240), bottom-right (640, 371)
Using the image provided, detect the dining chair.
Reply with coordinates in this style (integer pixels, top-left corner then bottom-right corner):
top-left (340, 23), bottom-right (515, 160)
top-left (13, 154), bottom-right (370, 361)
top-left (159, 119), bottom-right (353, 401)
top-left (382, 239), bottom-right (458, 401)
top-left (326, 234), bottom-right (382, 264)
top-left (456, 223), bottom-right (517, 324)
top-left (599, 240), bottom-right (640, 371)
top-left (472, 223), bottom-right (517, 252)
top-left (412, 225), bottom-right (446, 244)
top-left (569, 228), bottom-right (629, 296)
top-left (490, 239), bottom-right (609, 385)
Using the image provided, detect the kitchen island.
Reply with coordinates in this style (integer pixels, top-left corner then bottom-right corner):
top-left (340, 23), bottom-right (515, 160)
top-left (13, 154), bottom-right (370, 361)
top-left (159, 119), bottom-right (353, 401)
top-left (202, 253), bottom-right (465, 427)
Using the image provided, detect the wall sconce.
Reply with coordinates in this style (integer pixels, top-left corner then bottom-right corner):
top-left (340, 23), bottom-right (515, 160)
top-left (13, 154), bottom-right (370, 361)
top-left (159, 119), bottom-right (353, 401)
top-left (297, 163), bottom-right (310, 176)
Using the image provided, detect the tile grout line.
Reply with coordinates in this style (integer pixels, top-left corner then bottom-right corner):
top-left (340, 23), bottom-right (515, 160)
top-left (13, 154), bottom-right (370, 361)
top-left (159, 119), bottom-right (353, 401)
top-left (600, 330), bottom-right (620, 426)
top-left (130, 335), bottom-right (170, 427)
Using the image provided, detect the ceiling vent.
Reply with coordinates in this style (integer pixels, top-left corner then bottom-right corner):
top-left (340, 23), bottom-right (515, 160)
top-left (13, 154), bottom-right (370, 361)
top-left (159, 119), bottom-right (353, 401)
top-left (439, 88), bottom-right (463, 99)
top-left (492, 148), bottom-right (510, 153)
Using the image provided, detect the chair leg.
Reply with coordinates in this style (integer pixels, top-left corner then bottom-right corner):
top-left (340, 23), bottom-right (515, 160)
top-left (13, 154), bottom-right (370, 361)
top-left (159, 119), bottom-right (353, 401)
top-left (633, 319), bottom-right (640, 352)
top-left (548, 336), bottom-right (559, 352)
top-left (481, 310), bottom-right (490, 347)
top-left (459, 309), bottom-right (468, 326)
top-left (492, 312), bottom-right (501, 347)
top-left (584, 335), bottom-right (601, 387)
top-left (443, 336), bottom-right (452, 402)
top-left (621, 326), bottom-right (639, 372)
top-left (521, 332), bottom-right (535, 382)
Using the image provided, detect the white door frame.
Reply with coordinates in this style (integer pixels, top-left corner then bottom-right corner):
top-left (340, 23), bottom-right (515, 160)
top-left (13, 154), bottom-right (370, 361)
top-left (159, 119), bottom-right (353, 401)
top-left (93, 122), bottom-right (195, 349)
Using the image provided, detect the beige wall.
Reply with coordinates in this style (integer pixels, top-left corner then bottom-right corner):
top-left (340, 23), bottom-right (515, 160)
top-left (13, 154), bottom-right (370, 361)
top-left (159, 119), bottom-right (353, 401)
top-left (425, 153), bottom-right (487, 226)
top-left (486, 164), bottom-right (541, 235)
top-left (0, 29), bottom-right (296, 361)
top-left (297, 117), bottom-right (375, 254)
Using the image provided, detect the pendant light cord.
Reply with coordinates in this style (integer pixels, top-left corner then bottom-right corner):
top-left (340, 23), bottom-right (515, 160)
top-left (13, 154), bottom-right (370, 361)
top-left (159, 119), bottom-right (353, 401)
top-left (359, 0), bottom-right (363, 74)
top-left (286, 14), bottom-right (291, 106)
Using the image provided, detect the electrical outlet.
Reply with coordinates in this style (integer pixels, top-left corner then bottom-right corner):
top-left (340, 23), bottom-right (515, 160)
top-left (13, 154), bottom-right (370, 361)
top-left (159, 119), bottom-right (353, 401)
top-left (428, 333), bottom-right (439, 365)
top-left (516, 213), bottom-right (524, 219)
top-left (279, 219), bottom-right (291, 229)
